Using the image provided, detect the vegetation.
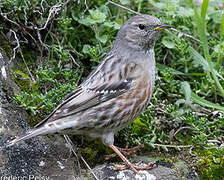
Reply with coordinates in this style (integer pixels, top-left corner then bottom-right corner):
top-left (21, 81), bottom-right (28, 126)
top-left (0, 0), bottom-right (223, 179)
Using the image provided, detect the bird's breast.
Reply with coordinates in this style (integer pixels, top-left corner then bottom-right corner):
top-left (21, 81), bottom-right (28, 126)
top-left (122, 71), bottom-right (154, 120)
top-left (96, 68), bottom-right (155, 132)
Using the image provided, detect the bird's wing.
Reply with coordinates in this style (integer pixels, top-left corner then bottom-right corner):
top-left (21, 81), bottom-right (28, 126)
top-left (35, 78), bottom-right (133, 128)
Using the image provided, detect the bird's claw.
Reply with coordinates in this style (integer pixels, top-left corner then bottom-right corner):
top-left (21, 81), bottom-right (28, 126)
top-left (105, 144), bottom-right (144, 160)
top-left (112, 161), bottom-right (155, 172)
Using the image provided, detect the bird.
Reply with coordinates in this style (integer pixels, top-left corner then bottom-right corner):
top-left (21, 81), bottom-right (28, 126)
top-left (6, 14), bottom-right (171, 173)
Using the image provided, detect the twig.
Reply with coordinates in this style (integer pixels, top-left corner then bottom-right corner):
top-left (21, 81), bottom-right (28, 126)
top-left (23, 0), bottom-right (29, 26)
top-left (9, 30), bottom-right (20, 61)
top-left (67, 50), bottom-right (80, 67)
top-left (170, 28), bottom-right (201, 43)
top-left (189, 146), bottom-right (196, 156)
top-left (9, 29), bottom-right (36, 83)
top-left (80, 156), bottom-right (99, 180)
top-left (37, 4), bottom-right (61, 31)
top-left (37, 0), bottom-right (71, 31)
top-left (27, 31), bottom-right (38, 44)
top-left (84, 0), bottom-right (89, 12)
top-left (173, 126), bottom-right (192, 138)
top-left (19, 49), bottom-right (36, 83)
top-left (163, 50), bottom-right (168, 64)
top-left (37, 29), bottom-right (43, 44)
top-left (0, 11), bottom-right (21, 28)
top-left (207, 139), bottom-right (222, 145)
top-left (153, 143), bottom-right (192, 148)
top-left (77, 0), bottom-right (88, 12)
top-left (33, 10), bottom-right (43, 16)
top-left (107, 1), bottom-right (140, 15)
top-left (40, 0), bottom-right (45, 12)
top-left (63, 135), bottom-right (99, 180)
top-left (33, 0), bottom-right (72, 56)
top-left (63, 135), bottom-right (81, 175)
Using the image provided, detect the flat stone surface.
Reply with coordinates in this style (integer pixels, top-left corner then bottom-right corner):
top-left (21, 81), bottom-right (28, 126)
top-left (78, 160), bottom-right (199, 180)
top-left (0, 50), bottom-right (76, 180)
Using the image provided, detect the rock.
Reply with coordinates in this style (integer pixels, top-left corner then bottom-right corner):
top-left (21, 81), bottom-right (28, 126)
top-left (79, 158), bottom-right (199, 180)
top-left (0, 50), bottom-right (77, 180)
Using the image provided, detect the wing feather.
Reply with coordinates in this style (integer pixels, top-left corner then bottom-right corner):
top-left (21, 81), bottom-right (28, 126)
top-left (35, 79), bottom-right (133, 128)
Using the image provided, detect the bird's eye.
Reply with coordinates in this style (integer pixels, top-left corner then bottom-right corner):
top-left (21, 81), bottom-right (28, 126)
top-left (138, 24), bottom-right (145, 30)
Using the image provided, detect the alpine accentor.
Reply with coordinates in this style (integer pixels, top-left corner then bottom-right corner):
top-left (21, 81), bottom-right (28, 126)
top-left (7, 14), bottom-right (171, 173)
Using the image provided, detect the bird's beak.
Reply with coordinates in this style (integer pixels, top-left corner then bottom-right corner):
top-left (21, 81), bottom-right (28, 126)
top-left (154, 24), bottom-right (171, 31)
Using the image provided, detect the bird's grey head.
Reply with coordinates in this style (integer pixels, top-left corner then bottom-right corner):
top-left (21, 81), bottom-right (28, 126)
top-left (114, 15), bottom-right (171, 51)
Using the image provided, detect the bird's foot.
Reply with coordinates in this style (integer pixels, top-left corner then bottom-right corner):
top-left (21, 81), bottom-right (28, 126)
top-left (108, 145), bottom-right (154, 174)
top-left (118, 144), bottom-right (144, 155)
top-left (105, 144), bottom-right (144, 160)
top-left (112, 161), bottom-right (155, 172)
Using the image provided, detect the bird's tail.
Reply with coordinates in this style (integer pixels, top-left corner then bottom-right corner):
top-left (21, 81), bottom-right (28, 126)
top-left (6, 126), bottom-right (48, 147)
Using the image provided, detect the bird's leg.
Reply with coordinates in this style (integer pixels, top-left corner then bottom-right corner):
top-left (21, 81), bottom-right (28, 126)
top-left (109, 144), bottom-right (138, 173)
top-left (108, 145), bottom-right (155, 173)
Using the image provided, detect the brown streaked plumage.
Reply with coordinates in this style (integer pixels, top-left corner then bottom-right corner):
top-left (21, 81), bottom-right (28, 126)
top-left (7, 14), bottom-right (171, 173)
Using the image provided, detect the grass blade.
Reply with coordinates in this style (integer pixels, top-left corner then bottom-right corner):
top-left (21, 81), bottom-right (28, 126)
top-left (188, 46), bottom-right (209, 72)
top-left (217, 13), bottom-right (224, 67)
top-left (191, 92), bottom-right (224, 111)
top-left (201, 0), bottom-right (209, 21)
top-left (193, 0), bottom-right (224, 98)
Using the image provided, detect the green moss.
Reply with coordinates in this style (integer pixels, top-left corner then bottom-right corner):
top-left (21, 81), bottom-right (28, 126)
top-left (80, 147), bottom-right (97, 166)
top-left (11, 69), bottom-right (38, 93)
top-left (9, 48), bottom-right (39, 93)
top-left (80, 140), bottom-right (110, 165)
top-left (131, 117), bottom-right (148, 135)
top-left (83, 173), bottom-right (92, 178)
top-left (72, 136), bottom-right (113, 167)
top-left (196, 147), bottom-right (224, 179)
